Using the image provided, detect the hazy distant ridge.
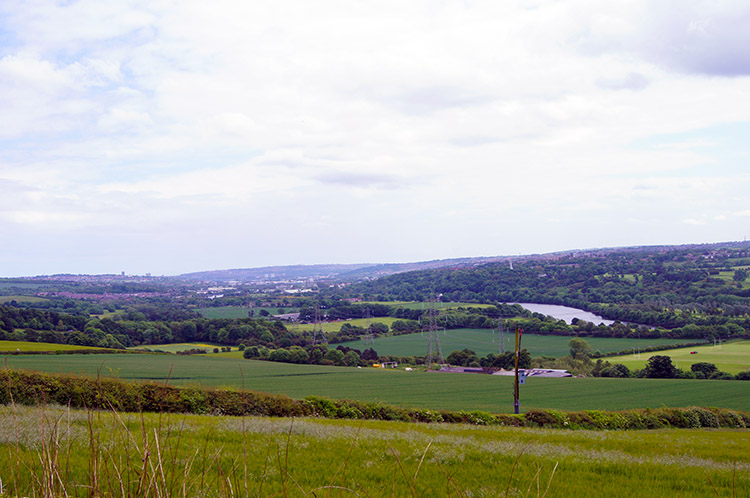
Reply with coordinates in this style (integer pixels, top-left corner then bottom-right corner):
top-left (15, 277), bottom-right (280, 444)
top-left (178, 256), bottom-right (509, 282)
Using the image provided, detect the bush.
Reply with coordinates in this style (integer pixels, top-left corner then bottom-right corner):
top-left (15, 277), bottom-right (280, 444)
top-left (525, 409), bottom-right (563, 428)
top-left (709, 371), bottom-right (734, 380)
top-left (600, 364), bottom-right (631, 378)
top-left (687, 407), bottom-right (720, 428)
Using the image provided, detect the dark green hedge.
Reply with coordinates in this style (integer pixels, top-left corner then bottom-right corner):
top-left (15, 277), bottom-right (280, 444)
top-left (1, 369), bottom-right (747, 430)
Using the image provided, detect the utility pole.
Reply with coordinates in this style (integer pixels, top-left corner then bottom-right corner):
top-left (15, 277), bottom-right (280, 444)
top-left (513, 326), bottom-right (523, 415)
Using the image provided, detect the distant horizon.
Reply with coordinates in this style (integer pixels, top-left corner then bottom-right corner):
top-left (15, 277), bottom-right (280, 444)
top-left (6, 238), bottom-right (748, 279)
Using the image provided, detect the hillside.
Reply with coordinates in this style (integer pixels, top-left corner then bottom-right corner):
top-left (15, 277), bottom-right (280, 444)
top-left (177, 256), bottom-right (509, 282)
top-left (328, 241), bottom-right (750, 335)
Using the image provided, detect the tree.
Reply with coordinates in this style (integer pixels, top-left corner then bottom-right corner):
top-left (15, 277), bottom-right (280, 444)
top-left (600, 363), bottom-right (631, 378)
top-left (690, 362), bottom-right (718, 378)
top-left (309, 346), bottom-right (326, 364)
top-left (734, 269), bottom-right (748, 282)
top-left (269, 348), bottom-right (291, 362)
top-left (289, 346), bottom-right (310, 364)
top-left (368, 322), bottom-right (389, 335)
top-left (446, 349), bottom-right (478, 367)
top-left (643, 355), bottom-right (677, 378)
top-left (324, 349), bottom-right (345, 366)
top-left (361, 348), bottom-right (379, 362)
top-left (569, 338), bottom-right (592, 359)
top-left (344, 350), bottom-right (360, 366)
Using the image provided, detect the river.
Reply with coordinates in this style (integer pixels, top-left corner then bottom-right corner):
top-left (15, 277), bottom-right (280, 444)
top-left (509, 302), bottom-right (615, 326)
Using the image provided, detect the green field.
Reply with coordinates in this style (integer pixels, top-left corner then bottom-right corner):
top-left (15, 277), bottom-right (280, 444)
top-left (360, 300), bottom-right (494, 310)
top-left (2, 353), bottom-right (749, 412)
top-left (295, 316), bottom-right (400, 333)
top-left (194, 306), bottom-right (253, 319)
top-left (195, 306), bottom-right (300, 319)
top-left (130, 342), bottom-right (228, 353)
top-left (3, 405), bottom-right (747, 498)
top-left (615, 340), bottom-right (750, 374)
top-left (0, 295), bottom-right (49, 303)
top-left (716, 268), bottom-right (749, 287)
top-left (0, 340), bottom-right (104, 352)
top-left (342, 329), bottom-right (699, 357)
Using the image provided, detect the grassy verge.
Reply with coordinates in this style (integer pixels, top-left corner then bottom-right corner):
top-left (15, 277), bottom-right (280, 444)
top-left (0, 403), bottom-right (748, 497)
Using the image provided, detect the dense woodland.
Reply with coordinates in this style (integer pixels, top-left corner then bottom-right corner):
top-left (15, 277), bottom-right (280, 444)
top-left (326, 243), bottom-right (750, 338)
top-left (1, 242), bottom-right (749, 372)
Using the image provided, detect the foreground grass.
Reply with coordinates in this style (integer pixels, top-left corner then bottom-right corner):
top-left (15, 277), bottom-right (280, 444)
top-left (0, 404), bottom-right (747, 497)
top-left (616, 340), bottom-right (750, 374)
top-left (3, 354), bottom-right (750, 412)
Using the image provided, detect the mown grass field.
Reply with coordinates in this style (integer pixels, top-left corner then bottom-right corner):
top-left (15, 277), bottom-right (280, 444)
top-left (2, 404), bottom-right (747, 498)
top-left (295, 316), bottom-right (401, 333)
top-left (341, 329), bottom-right (699, 358)
top-left (130, 342), bottom-right (228, 353)
top-left (0, 295), bottom-right (49, 303)
top-left (615, 340), bottom-right (750, 374)
top-left (359, 300), bottom-right (494, 310)
top-left (2, 353), bottom-right (749, 413)
top-left (0, 340), bottom-right (104, 352)
top-left (195, 306), bottom-right (300, 319)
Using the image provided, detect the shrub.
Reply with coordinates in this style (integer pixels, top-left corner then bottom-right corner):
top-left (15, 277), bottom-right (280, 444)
top-left (687, 407), bottom-right (720, 428)
top-left (709, 371), bottom-right (734, 380)
top-left (458, 410), bottom-right (495, 425)
top-left (715, 410), bottom-right (746, 428)
top-left (525, 409), bottom-right (566, 428)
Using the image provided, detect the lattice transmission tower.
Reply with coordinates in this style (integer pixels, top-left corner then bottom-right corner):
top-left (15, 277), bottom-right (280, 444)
top-left (424, 296), bottom-right (445, 365)
top-left (311, 303), bottom-right (328, 346)
top-left (361, 307), bottom-right (375, 346)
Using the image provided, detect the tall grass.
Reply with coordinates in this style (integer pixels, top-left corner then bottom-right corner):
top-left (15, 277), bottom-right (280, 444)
top-left (0, 402), bottom-right (563, 497)
top-left (1, 401), bottom-right (748, 497)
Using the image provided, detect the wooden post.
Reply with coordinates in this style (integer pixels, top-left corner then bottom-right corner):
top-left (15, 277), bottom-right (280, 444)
top-left (513, 326), bottom-right (521, 414)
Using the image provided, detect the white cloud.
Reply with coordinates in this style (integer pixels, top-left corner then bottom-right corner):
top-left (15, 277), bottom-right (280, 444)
top-left (1, 0), bottom-right (750, 275)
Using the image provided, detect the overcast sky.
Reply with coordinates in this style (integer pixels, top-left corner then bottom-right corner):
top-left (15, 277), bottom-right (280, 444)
top-left (1, 0), bottom-right (750, 277)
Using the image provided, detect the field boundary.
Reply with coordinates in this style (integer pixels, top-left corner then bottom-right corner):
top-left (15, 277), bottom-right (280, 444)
top-left (1, 368), bottom-right (747, 430)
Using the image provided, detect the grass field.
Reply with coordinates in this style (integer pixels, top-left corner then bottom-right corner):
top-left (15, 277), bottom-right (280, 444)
top-left (360, 300), bottom-right (494, 310)
top-left (130, 342), bottom-right (229, 353)
top-left (0, 295), bottom-right (49, 303)
top-left (0, 281), bottom-right (50, 290)
top-left (0, 340), bottom-right (104, 352)
top-left (294, 316), bottom-right (400, 333)
top-left (341, 329), bottom-right (699, 357)
top-left (195, 306), bottom-right (301, 319)
top-left (615, 340), bottom-right (750, 374)
top-left (2, 353), bottom-right (749, 412)
top-left (3, 405), bottom-right (747, 498)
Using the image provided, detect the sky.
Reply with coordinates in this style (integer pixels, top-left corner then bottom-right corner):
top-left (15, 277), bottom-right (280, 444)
top-left (1, 0), bottom-right (750, 277)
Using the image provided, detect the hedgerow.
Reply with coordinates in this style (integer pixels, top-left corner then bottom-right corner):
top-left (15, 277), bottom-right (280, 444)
top-left (1, 368), bottom-right (748, 430)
